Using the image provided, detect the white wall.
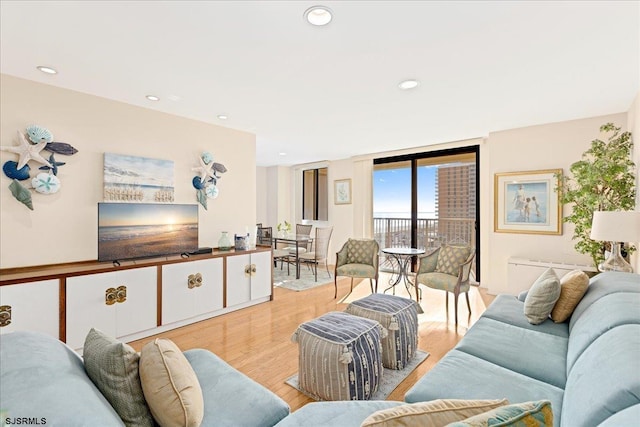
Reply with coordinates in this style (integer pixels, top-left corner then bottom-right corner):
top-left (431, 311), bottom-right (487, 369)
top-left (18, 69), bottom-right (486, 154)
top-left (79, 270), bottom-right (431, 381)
top-left (483, 113), bottom-right (628, 294)
top-left (0, 75), bottom-right (256, 268)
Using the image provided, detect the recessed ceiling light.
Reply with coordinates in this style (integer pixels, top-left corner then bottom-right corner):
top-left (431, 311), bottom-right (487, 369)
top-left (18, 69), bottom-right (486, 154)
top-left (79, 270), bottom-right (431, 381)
top-left (304, 6), bottom-right (332, 26)
top-left (145, 95), bottom-right (160, 101)
top-left (398, 79), bottom-right (420, 90)
top-left (217, 114), bottom-right (228, 120)
top-left (36, 66), bottom-right (57, 75)
top-left (279, 152), bottom-right (287, 156)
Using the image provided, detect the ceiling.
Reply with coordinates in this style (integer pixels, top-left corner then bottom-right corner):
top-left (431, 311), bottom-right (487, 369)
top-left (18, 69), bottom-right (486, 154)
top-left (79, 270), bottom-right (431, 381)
top-left (1, 1), bottom-right (638, 167)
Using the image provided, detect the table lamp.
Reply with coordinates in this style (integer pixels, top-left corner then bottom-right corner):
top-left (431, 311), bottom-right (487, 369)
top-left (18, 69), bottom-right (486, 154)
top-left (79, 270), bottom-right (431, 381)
top-left (590, 211), bottom-right (640, 273)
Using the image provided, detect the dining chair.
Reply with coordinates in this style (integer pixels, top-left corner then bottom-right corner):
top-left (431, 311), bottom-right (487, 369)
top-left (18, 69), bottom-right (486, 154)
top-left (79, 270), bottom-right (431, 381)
top-left (298, 226), bottom-right (333, 281)
top-left (334, 238), bottom-right (379, 299)
top-left (415, 244), bottom-right (475, 325)
top-left (283, 223), bottom-right (313, 255)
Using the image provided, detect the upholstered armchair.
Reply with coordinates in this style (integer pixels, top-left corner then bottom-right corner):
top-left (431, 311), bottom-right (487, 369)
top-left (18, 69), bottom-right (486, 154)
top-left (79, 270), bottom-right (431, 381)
top-left (334, 238), bottom-right (379, 299)
top-left (415, 244), bottom-right (475, 325)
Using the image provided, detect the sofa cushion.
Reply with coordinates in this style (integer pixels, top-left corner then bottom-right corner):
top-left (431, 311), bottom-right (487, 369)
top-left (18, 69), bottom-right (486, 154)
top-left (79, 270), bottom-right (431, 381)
top-left (140, 338), bottom-right (204, 427)
top-left (83, 328), bottom-right (154, 426)
top-left (568, 271), bottom-right (640, 332)
top-left (360, 399), bottom-right (509, 427)
top-left (482, 295), bottom-right (569, 338)
top-left (566, 292), bottom-right (640, 372)
top-left (404, 349), bottom-right (564, 427)
top-left (550, 270), bottom-right (589, 323)
top-left (563, 324), bottom-right (640, 427)
top-left (447, 400), bottom-right (553, 427)
top-left (435, 245), bottom-right (471, 276)
top-left (596, 404), bottom-right (640, 427)
top-left (0, 331), bottom-right (124, 425)
top-left (274, 401), bottom-right (404, 427)
top-left (523, 268), bottom-right (560, 324)
top-left (184, 349), bottom-right (290, 427)
top-left (454, 318), bottom-right (567, 388)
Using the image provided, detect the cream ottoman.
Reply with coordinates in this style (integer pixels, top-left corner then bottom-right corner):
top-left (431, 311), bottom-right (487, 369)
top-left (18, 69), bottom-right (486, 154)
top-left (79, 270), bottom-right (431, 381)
top-left (292, 311), bottom-right (383, 401)
top-left (346, 293), bottom-right (419, 370)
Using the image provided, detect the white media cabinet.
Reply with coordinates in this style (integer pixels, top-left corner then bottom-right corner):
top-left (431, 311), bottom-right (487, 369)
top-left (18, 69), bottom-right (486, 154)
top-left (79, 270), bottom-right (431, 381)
top-left (0, 247), bottom-right (273, 351)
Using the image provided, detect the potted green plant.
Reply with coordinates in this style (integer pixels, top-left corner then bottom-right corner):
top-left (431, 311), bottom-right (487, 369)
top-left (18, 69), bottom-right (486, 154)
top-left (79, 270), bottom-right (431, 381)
top-left (277, 220), bottom-right (292, 237)
top-left (555, 123), bottom-right (636, 269)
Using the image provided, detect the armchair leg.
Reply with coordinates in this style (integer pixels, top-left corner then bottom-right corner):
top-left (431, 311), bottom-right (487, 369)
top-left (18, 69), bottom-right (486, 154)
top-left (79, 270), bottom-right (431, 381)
top-left (445, 292), bottom-right (449, 311)
top-left (334, 275), bottom-right (338, 299)
top-left (351, 277), bottom-right (354, 295)
top-left (465, 292), bottom-right (471, 314)
top-left (454, 292), bottom-right (459, 325)
top-left (369, 278), bottom-right (374, 294)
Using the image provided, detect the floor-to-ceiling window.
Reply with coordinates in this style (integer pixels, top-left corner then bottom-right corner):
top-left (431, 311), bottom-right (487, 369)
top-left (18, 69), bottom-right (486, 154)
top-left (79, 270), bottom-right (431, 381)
top-left (373, 146), bottom-right (479, 280)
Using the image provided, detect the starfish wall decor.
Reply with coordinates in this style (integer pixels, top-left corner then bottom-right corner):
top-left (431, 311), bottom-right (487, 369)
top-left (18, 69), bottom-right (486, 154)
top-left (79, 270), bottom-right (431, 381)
top-left (1, 125), bottom-right (78, 210)
top-left (191, 151), bottom-right (227, 210)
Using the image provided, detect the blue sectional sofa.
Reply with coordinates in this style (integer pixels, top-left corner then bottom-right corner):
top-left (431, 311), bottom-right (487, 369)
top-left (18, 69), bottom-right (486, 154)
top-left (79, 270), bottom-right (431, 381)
top-left (278, 271), bottom-right (640, 426)
top-left (1, 272), bottom-right (638, 426)
top-left (0, 330), bottom-right (290, 427)
top-left (404, 271), bottom-right (640, 426)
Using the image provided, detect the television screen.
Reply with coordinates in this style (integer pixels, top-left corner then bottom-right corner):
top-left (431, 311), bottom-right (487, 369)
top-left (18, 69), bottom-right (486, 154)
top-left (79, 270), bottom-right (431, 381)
top-left (98, 203), bottom-right (199, 262)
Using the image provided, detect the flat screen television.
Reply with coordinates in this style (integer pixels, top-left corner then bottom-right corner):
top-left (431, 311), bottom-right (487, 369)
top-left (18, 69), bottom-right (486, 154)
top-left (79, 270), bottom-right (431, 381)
top-left (98, 203), bottom-right (199, 262)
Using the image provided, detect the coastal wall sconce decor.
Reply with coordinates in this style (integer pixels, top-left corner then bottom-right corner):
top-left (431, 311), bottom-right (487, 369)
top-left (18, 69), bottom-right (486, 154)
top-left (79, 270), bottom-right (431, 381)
top-left (191, 151), bottom-right (227, 209)
top-left (1, 125), bottom-right (78, 210)
top-left (494, 169), bottom-right (562, 235)
top-left (103, 153), bottom-right (174, 202)
top-left (334, 178), bottom-right (352, 205)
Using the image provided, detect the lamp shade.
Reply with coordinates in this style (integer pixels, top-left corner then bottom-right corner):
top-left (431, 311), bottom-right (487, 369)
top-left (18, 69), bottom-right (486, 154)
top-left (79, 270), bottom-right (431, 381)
top-left (590, 211), bottom-right (640, 243)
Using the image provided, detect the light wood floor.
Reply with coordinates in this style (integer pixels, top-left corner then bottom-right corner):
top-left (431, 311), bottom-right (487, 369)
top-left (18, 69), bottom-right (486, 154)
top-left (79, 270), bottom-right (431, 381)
top-left (129, 272), bottom-right (494, 412)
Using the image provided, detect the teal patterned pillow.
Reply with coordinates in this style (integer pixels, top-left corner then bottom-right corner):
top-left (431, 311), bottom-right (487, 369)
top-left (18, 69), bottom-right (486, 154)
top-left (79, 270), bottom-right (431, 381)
top-left (83, 328), bottom-right (154, 426)
top-left (435, 245), bottom-right (471, 276)
top-left (446, 400), bottom-right (553, 426)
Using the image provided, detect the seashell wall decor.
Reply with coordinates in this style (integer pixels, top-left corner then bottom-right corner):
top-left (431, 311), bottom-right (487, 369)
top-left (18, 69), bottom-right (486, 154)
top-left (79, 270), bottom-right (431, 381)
top-left (1, 125), bottom-right (78, 209)
top-left (191, 151), bottom-right (227, 210)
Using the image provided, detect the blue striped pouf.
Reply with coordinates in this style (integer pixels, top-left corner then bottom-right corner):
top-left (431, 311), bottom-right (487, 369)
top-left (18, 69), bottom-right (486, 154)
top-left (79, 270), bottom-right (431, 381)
top-left (292, 311), bottom-right (383, 401)
top-left (346, 293), bottom-right (419, 370)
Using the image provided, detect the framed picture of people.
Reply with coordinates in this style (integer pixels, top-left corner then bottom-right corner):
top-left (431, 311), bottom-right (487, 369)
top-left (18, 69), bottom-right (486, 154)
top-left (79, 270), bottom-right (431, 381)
top-left (494, 169), bottom-right (562, 235)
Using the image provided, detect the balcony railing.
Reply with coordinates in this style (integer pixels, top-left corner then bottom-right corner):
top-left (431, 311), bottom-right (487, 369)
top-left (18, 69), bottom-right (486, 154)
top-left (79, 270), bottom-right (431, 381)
top-left (373, 217), bottom-right (476, 276)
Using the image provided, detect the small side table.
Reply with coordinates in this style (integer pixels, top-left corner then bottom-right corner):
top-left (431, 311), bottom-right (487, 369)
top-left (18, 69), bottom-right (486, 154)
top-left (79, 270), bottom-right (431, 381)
top-left (382, 247), bottom-right (425, 300)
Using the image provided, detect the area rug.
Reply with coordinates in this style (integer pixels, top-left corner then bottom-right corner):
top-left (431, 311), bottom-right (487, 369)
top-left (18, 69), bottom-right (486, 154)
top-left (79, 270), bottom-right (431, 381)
top-left (285, 350), bottom-right (429, 400)
top-left (273, 264), bottom-right (333, 291)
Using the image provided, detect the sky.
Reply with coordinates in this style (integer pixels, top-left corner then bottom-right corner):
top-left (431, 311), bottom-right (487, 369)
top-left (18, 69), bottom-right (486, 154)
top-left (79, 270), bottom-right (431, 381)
top-left (373, 165), bottom-right (437, 217)
top-left (99, 203), bottom-right (198, 227)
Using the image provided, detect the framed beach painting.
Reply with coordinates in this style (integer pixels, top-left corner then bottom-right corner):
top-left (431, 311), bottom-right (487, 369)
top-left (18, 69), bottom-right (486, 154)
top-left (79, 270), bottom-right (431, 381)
top-left (494, 169), bottom-right (562, 235)
top-left (103, 153), bottom-right (175, 203)
top-left (334, 179), bottom-right (352, 205)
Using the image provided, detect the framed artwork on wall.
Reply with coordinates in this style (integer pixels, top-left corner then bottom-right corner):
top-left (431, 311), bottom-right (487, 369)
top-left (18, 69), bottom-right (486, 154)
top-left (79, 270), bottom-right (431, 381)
top-left (334, 179), bottom-right (352, 205)
top-left (494, 169), bottom-right (562, 235)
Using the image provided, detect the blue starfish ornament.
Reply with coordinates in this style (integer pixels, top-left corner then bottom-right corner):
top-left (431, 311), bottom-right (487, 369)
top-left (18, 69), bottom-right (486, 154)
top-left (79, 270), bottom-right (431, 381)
top-left (38, 153), bottom-right (66, 175)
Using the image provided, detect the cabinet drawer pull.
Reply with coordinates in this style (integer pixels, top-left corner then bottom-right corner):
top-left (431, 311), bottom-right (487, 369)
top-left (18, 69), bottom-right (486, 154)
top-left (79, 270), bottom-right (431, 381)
top-left (105, 288), bottom-right (117, 305)
top-left (244, 265), bottom-right (252, 277)
top-left (0, 305), bottom-right (12, 327)
top-left (251, 264), bottom-right (257, 276)
top-left (116, 285), bottom-right (127, 303)
top-left (188, 273), bottom-right (204, 289)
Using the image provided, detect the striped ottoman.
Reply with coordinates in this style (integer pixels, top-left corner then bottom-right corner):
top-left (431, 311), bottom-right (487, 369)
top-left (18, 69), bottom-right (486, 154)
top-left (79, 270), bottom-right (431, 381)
top-left (292, 311), bottom-right (383, 401)
top-left (346, 293), bottom-right (418, 370)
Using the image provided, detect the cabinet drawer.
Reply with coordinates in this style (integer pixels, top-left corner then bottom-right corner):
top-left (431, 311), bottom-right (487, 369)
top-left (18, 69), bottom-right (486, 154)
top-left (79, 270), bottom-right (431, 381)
top-left (0, 279), bottom-right (59, 338)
